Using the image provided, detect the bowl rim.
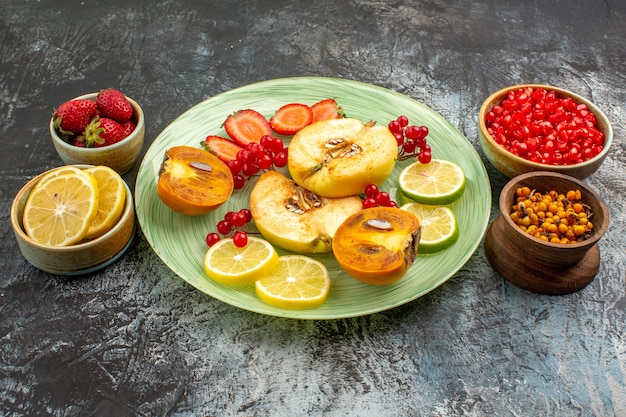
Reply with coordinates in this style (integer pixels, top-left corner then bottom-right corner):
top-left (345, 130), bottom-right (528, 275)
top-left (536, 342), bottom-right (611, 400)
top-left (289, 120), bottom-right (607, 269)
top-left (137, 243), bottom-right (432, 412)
top-left (49, 92), bottom-right (144, 153)
top-left (499, 170), bottom-right (610, 249)
top-left (479, 83), bottom-right (613, 169)
top-left (10, 165), bottom-right (135, 252)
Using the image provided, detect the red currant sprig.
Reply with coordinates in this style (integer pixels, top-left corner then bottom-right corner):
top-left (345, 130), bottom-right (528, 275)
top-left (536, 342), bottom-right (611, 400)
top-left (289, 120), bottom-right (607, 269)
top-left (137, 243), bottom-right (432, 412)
top-left (227, 135), bottom-right (289, 190)
top-left (388, 115), bottom-right (432, 163)
top-left (361, 184), bottom-right (398, 209)
top-left (206, 208), bottom-right (254, 247)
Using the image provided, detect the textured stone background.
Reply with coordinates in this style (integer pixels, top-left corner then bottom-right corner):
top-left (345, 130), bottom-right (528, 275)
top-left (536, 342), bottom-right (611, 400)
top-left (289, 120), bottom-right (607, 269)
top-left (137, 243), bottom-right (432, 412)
top-left (1, 1), bottom-right (625, 416)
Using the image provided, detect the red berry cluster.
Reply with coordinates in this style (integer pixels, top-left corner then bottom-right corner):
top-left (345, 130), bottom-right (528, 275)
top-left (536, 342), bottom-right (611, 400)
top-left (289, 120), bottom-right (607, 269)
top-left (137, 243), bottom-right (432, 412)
top-left (485, 87), bottom-right (605, 165)
top-left (227, 135), bottom-right (288, 189)
top-left (362, 184), bottom-right (398, 209)
top-left (388, 115), bottom-right (432, 164)
top-left (205, 208), bottom-right (253, 248)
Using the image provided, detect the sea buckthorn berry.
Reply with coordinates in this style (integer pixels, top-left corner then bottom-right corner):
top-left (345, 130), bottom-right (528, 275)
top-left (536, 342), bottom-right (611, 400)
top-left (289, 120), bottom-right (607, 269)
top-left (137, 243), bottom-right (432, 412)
top-left (510, 186), bottom-right (592, 244)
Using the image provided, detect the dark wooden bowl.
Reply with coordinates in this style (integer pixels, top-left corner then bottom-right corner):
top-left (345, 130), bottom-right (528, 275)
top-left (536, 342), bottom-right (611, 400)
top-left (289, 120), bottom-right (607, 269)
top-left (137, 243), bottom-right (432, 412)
top-left (485, 171), bottom-right (609, 294)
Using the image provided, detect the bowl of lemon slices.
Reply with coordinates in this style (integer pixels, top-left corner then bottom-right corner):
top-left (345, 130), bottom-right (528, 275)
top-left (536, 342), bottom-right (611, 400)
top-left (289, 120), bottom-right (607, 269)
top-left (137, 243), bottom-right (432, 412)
top-left (10, 165), bottom-right (135, 275)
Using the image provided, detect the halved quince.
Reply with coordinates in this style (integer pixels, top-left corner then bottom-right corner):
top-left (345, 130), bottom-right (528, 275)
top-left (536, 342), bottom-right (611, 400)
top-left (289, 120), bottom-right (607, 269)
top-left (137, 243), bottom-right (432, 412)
top-left (249, 170), bottom-right (362, 253)
top-left (157, 146), bottom-right (234, 216)
top-left (287, 118), bottom-right (398, 198)
top-left (332, 207), bottom-right (421, 285)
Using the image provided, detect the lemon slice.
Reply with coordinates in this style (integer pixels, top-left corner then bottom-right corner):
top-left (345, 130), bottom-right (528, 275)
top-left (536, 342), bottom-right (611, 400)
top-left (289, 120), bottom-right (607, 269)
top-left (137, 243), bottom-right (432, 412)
top-left (401, 202), bottom-right (459, 253)
top-left (37, 166), bottom-right (87, 186)
top-left (255, 255), bottom-right (330, 310)
top-left (398, 159), bottom-right (466, 205)
top-left (83, 166), bottom-right (126, 239)
top-left (204, 237), bottom-right (279, 285)
top-left (23, 171), bottom-right (99, 246)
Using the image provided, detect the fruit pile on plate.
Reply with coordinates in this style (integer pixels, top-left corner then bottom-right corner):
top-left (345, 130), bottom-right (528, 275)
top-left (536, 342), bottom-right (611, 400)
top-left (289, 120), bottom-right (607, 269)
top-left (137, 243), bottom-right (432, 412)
top-left (155, 99), bottom-right (466, 310)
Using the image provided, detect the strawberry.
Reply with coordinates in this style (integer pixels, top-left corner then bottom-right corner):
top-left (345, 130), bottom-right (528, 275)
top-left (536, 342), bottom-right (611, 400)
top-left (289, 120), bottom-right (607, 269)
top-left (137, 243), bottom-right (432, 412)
top-left (70, 136), bottom-right (87, 147)
top-left (223, 109), bottom-right (272, 147)
top-left (53, 99), bottom-right (97, 135)
top-left (311, 98), bottom-right (344, 122)
top-left (96, 88), bottom-right (133, 123)
top-left (121, 120), bottom-right (136, 136)
top-left (84, 117), bottom-right (127, 147)
top-left (202, 135), bottom-right (244, 162)
top-left (269, 103), bottom-right (313, 135)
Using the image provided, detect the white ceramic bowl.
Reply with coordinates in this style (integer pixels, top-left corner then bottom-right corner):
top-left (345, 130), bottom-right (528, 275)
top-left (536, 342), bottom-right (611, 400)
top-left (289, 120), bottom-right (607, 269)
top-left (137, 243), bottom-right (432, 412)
top-left (478, 84), bottom-right (612, 179)
top-left (50, 92), bottom-right (145, 175)
top-left (11, 165), bottom-right (135, 275)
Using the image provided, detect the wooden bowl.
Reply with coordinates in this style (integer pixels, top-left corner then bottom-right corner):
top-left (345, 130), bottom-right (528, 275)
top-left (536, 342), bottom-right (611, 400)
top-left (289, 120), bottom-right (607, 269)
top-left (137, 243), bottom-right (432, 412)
top-left (478, 84), bottom-right (612, 180)
top-left (10, 166), bottom-right (135, 275)
top-left (50, 92), bottom-right (145, 175)
top-left (484, 171), bottom-right (609, 294)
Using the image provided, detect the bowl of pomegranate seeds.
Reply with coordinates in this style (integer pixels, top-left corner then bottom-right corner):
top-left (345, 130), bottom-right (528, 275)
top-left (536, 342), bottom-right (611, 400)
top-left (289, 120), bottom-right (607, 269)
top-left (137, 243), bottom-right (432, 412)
top-left (478, 84), bottom-right (612, 179)
top-left (49, 89), bottom-right (145, 174)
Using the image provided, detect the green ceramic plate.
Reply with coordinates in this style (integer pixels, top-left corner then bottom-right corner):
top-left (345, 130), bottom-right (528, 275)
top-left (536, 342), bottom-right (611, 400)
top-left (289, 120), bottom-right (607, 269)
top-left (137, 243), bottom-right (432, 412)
top-left (135, 77), bottom-right (491, 319)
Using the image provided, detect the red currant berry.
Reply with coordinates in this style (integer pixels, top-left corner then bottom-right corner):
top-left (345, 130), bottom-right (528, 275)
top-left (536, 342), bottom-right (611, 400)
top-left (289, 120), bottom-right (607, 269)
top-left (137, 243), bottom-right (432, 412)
top-left (206, 232), bottom-right (221, 247)
top-left (242, 161), bottom-right (259, 176)
top-left (239, 208), bottom-right (252, 222)
top-left (364, 184), bottom-right (379, 199)
top-left (362, 198), bottom-right (378, 209)
top-left (217, 220), bottom-right (232, 235)
top-left (236, 149), bottom-right (252, 163)
top-left (255, 153), bottom-right (273, 170)
top-left (397, 115), bottom-right (409, 127)
top-left (375, 191), bottom-right (391, 206)
top-left (402, 139), bottom-right (417, 154)
top-left (227, 159), bottom-right (242, 175)
top-left (231, 211), bottom-right (248, 227)
top-left (388, 120), bottom-right (403, 135)
top-left (270, 137), bottom-right (285, 153)
top-left (405, 125), bottom-right (421, 140)
top-left (418, 151), bottom-right (432, 164)
top-left (233, 174), bottom-right (246, 189)
top-left (273, 151), bottom-right (288, 167)
top-left (224, 211), bottom-right (236, 223)
top-left (260, 134), bottom-right (273, 149)
top-left (233, 231), bottom-right (248, 248)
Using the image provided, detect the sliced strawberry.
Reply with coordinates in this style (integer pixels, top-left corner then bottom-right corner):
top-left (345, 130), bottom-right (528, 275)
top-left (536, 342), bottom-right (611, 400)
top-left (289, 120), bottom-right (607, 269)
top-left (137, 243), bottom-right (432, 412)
top-left (202, 135), bottom-right (244, 162)
top-left (311, 98), bottom-right (344, 123)
top-left (269, 103), bottom-right (313, 135)
top-left (223, 109), bottom-right (272, 147)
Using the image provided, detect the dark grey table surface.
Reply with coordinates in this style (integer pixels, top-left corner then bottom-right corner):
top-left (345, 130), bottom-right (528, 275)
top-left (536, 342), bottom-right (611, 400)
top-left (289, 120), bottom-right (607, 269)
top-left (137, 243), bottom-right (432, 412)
top-left (1, 1), bottom-right (625, 416)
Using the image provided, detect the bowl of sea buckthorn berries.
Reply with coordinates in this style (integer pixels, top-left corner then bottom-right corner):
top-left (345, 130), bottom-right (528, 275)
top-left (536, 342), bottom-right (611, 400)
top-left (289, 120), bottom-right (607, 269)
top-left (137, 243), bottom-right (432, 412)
top-left (50, 89), bottom-right (145, 175)
top-left (484, 171), bottom-right (609, 295)
top-left (478, 84), bottom-right (612, 179)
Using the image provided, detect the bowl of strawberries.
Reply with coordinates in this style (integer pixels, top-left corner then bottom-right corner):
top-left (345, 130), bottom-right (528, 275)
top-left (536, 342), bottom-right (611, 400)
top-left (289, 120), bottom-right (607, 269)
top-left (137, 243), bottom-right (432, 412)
top-left (50, 89), bottom-right (145, 174)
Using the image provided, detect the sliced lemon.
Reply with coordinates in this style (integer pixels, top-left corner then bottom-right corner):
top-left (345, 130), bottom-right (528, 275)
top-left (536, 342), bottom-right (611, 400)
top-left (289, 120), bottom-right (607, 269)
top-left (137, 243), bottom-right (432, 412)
top-left (400, 202), bottom-right (459, 253)
top-left (23, 171), bottom-right (99, 246)
top-left (83, 166), bottom-right (126, 239)
top-left (398, 159), bottom-right (466, 205)
top-left (255, 255), bottom-right (330, 310)
top-left (204, 237), bottom-right (279, 285)
top-left (37, 166), bottom-right (87, 186)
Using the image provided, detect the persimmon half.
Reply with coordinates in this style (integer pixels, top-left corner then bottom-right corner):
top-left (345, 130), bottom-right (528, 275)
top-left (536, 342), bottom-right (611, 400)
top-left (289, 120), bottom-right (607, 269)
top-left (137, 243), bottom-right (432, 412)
top-left (332, 207), bottom-right (421, 285)
top-left (157, 146), bottom-right (234, 216)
